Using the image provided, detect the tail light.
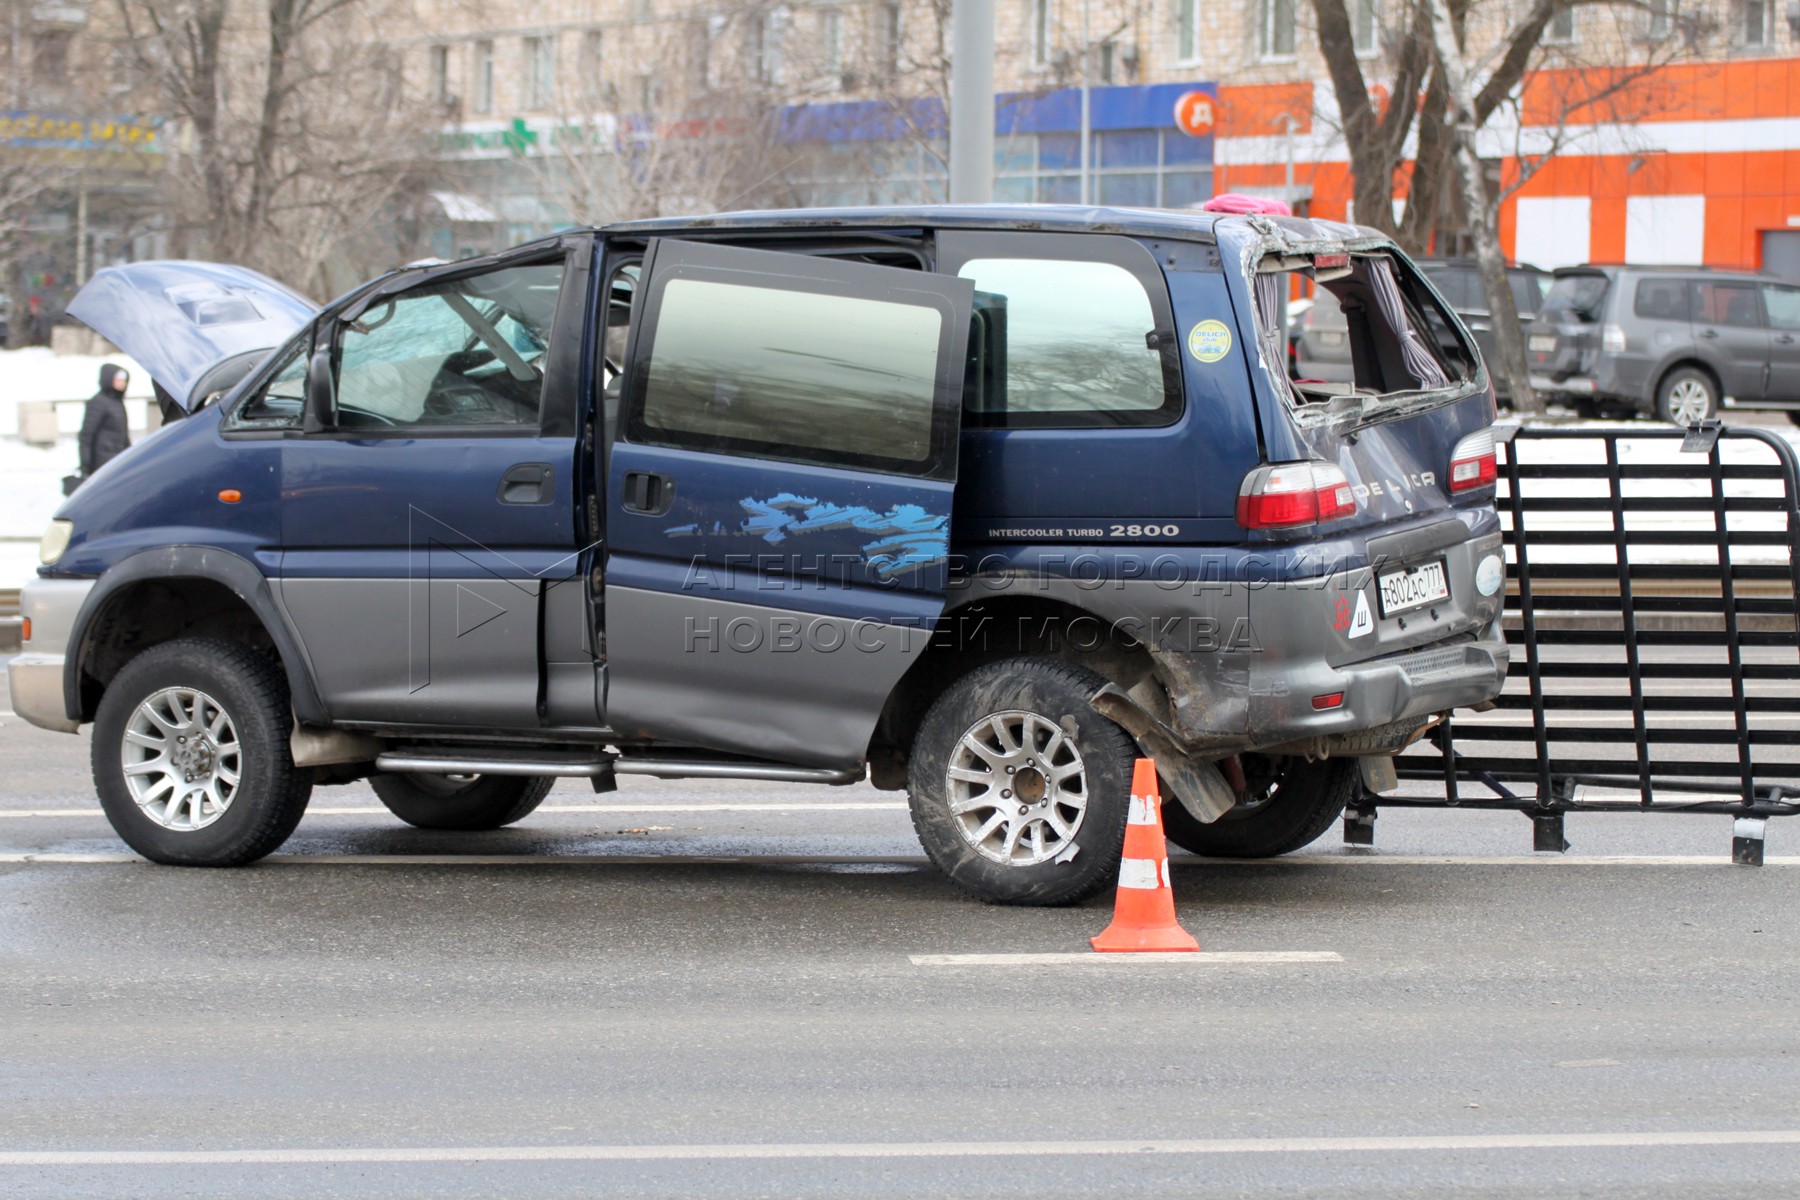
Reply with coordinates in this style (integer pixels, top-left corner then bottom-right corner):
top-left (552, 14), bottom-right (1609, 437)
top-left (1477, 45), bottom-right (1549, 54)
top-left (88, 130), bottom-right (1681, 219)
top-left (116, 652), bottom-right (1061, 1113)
top-left (1237, 462), bottom-right (1358, 529)
top-left (1602, 323), bottom-right (1627, 353)
top-left (1449, 428), bottom-right (1497, 492)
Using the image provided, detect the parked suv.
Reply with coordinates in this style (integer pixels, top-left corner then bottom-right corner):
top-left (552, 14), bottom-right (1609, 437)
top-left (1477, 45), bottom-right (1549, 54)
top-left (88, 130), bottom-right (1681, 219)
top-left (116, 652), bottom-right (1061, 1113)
top-left (9, 207), bottom-right (1507, 905)
top-left (1297, 258), bottom-right (1548, 401)
top-left (1530, 264), bottom-right (1800, 423)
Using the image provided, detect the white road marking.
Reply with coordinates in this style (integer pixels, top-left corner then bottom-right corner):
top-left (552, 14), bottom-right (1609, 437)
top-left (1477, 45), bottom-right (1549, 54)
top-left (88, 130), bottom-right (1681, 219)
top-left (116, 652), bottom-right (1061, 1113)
top-left (0, 802), bottom-right (907, 819)
top-left (1, 1129), bottom-right (1798, 1166)
top-left (0, 852), bottom-right (932, 866)
top-left (1272, 853), bottom-right (1800, 867)
top-left (0, 851), bottom-right (1795, 867)
top-left (909, 951), bottom-right (1342, 966)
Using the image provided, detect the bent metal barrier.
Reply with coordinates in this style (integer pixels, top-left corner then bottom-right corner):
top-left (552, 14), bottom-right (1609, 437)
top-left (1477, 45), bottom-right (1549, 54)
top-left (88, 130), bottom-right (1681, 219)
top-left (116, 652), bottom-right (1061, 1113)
top-left (1357, 421), bottom-right (1800, 864)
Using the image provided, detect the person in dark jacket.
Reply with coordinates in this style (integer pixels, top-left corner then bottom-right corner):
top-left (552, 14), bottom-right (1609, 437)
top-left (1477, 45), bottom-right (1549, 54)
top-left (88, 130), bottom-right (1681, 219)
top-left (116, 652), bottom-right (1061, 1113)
top-left (79, 363), bottom-right (131, 479)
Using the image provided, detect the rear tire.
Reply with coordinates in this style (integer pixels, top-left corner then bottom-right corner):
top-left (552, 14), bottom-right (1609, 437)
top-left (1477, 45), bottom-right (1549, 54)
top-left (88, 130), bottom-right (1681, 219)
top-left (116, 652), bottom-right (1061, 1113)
top-left (1655, 367), bottom-right (1718, 425)
top-left (907, 658), bottom-right (1134, 906)
top-left (92, 637), bottom-right (313, 866)
top-left (370, 773), bottom-right (553, 830)
top-left (1161, 756), bottom-right (1357, 859)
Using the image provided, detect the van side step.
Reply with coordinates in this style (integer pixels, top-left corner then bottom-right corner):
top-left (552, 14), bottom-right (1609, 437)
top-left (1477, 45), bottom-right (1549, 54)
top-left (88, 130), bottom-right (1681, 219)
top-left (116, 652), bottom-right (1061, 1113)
top-left (374, 751), bottom-right (860, 786)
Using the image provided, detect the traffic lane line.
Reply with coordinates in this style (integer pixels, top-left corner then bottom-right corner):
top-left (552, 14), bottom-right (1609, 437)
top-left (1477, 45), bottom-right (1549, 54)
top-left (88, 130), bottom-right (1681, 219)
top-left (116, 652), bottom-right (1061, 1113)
top-left (2, 1129), bottom-right (1798, 1166)
top-left (0, 802), bottom-right (909, 819)
top-left (0, 851), bottom-right (1790, 866)
top-left (909, 951), bottom-right (1342, 966)
top-left (1, 852), bottom-right (1795, 866)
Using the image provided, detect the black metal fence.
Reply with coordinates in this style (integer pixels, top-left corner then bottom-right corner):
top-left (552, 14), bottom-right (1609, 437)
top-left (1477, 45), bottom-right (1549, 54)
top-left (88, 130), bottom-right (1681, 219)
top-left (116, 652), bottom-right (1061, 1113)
top-left (1360, 422), bottom-right (1800, 862)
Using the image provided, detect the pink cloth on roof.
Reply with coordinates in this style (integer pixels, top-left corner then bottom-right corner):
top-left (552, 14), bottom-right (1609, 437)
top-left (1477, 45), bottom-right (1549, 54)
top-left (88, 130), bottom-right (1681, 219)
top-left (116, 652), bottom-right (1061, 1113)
top-left (1200, 193), bottom-right (1293, 216)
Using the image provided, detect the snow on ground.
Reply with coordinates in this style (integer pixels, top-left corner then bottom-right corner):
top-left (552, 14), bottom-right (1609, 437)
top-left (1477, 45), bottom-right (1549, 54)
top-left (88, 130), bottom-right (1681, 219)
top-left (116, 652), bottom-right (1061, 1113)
top-left (0, 347), bottom-right (156, 437)
top-left (0, 348), bottom-right (160, 590)
top-left (0, 436), bottom-right (82, 590)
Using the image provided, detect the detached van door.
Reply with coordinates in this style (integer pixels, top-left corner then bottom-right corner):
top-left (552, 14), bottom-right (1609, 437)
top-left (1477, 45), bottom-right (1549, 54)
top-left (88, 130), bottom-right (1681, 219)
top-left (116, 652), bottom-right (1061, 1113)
top-left (604, 239), bottom-right (973, 768)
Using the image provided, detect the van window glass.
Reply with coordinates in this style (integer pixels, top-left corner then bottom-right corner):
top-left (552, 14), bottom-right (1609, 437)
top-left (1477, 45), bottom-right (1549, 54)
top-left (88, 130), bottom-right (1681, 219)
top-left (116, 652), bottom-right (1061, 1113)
top-left (332, 261), bottom-right (563, 432)
top-left (637, 278), bottom-right (943, 468)
top-left (1763, 283), bottom-right (1800, 331)
top-left (955, 257), bottom-right (1169, 425)
top-left (1690, 281), bottom-right (1761, 328)
top-left (1634, 277), bottom-right (1690, 321)
top-left (1542, 273), bottom-right (1609, 320)
top-left (235, 343), bottom-right (307, 424)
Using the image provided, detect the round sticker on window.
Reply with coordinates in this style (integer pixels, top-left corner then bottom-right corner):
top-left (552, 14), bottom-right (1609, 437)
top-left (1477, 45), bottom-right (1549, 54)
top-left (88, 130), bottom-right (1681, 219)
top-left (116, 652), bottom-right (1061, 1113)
top-left (1187, 319), bottom-right (1233, 363)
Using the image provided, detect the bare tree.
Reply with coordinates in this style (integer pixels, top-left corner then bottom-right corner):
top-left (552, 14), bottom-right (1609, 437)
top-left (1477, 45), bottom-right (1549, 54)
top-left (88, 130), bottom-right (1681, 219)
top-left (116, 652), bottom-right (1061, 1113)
top-left (1315, 0), bottom-right (1717, 408)
top-left (0, 150), bottom-right (80, 346)
top-left (518, 7), bottom-right (834, 227)
top-left (1309, 0), bottom-right (1434, 238)
top-left (106, 0), bottom-right (437, 294)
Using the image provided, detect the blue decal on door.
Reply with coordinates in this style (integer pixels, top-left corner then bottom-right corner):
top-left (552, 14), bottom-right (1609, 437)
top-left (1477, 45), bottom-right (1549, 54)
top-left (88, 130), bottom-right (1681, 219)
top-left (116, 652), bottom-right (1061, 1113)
top-left (666, 493), bottom-right (948, 580)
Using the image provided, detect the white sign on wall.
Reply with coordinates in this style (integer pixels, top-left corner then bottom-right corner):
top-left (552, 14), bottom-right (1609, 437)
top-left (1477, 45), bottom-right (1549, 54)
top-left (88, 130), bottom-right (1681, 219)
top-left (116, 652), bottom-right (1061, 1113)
top-left (1514, 196), bottom-right (1592, 269)
top-left (1625, 195), bottom-right (1706, 265)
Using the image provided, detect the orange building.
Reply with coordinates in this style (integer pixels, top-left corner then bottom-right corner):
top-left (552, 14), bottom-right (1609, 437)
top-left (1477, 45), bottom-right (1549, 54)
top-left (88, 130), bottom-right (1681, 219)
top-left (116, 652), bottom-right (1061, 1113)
top-left (1209, 60), bottom-right (1800, 276)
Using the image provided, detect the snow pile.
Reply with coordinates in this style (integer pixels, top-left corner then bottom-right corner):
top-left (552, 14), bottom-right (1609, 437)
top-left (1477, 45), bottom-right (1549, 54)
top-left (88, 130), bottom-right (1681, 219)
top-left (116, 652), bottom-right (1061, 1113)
top-left (0, 347), bottom-right (154, 438)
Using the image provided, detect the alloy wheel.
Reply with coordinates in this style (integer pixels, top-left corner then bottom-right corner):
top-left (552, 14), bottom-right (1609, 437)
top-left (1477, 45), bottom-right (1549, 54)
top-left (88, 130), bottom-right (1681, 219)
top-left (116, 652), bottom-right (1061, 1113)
top-left (945, 710), bottom-right (1088, 866)
top-left (1666, 378), bottom-right (1712, 425)
top-left (119, 687), bottom-right (241, 831)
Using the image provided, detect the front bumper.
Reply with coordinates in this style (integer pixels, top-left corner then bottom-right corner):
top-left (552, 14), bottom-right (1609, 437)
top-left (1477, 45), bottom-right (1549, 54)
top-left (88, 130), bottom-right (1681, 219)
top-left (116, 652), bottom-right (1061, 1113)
top-left (7, 577), bottom-right (95, 733)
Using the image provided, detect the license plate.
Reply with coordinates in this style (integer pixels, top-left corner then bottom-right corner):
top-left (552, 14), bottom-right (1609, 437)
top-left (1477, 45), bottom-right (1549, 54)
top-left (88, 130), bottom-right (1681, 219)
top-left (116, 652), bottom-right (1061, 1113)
top-left (1529, 334), bottom-right (1557, 353)
top-left (1317, 331), bottom-right (1345, 346)
top-left (1378, 560), bottom-right (1449, 617)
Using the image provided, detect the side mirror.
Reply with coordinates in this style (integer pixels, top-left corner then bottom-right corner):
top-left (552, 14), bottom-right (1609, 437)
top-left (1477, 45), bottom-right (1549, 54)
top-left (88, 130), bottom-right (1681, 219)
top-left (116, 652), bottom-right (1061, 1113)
top-left (302, 346), bottom-right (336, 433)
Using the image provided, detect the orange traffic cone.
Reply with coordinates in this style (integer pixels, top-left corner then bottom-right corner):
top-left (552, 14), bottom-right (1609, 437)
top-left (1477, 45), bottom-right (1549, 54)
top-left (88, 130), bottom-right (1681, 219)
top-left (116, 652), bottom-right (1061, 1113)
top-left (1091, 759), bottom-right (1200, 953)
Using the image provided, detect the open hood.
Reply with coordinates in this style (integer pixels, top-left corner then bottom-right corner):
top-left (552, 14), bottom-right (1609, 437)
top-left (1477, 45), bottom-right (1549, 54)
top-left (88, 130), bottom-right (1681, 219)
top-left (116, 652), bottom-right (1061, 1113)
top-left (67, 261), bottom-right (318, 411)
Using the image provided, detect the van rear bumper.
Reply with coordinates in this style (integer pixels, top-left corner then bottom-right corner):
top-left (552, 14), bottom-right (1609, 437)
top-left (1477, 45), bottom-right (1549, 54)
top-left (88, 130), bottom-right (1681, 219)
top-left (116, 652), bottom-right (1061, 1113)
top-left (1134, 528), bottom-right (1510, 756)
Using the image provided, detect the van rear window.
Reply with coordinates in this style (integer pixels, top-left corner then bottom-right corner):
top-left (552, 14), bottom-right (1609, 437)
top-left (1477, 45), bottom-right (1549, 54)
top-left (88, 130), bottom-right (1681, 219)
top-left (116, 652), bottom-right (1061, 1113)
top-left (1265, 251), bottom-right (1478, 421)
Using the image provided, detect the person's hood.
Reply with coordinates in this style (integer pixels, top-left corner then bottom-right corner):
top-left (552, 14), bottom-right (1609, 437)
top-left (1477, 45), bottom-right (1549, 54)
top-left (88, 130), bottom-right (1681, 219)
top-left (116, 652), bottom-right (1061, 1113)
top-left (67, 262), bottom-right (318, 412)
top-left (97, 362), bottom-right (127, 395)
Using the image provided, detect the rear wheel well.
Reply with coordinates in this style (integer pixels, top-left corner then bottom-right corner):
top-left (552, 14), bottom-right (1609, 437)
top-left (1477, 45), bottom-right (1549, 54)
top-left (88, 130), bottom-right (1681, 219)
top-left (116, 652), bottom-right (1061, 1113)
top-left (76, 578), bottom-right (282, 721)
top-left (864, 596), bottom-right (1156, 790)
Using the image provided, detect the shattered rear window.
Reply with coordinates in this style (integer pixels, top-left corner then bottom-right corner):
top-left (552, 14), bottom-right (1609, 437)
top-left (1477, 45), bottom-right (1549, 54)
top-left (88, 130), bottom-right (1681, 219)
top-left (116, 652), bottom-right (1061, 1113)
top-left (1257, 250), bottom-right (1479, 423)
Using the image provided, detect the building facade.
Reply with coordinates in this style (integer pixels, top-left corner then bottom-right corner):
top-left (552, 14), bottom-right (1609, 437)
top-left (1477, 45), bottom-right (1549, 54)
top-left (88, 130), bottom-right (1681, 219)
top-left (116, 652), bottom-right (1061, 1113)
top-left (403, 0), bottom-right (1800, 276)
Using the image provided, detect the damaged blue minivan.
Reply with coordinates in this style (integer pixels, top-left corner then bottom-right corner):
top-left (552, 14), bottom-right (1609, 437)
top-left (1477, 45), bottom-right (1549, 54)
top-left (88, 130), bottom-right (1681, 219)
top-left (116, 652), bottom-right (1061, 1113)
top-left (9, 206), bottom-right (1507, 905)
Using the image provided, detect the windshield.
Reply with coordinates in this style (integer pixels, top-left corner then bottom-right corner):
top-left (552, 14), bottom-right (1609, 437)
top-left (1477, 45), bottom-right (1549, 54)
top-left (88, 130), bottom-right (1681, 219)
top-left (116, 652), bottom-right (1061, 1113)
top-left (1542, 273), bottom-right (1609, 322)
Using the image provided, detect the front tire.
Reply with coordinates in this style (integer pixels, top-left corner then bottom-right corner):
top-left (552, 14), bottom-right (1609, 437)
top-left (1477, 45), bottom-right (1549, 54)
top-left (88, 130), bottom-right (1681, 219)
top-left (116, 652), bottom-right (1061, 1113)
top-left (1656, 367), bottom-right (1718, 425)
top-left (1161, 756), bottom-right (1357, 859)
top-left (907, 658), bottom-right (1134, 906)
top-left (92, 638), bottom-right (313, 866)
top-left (370, 773), bottom-right (553, 830)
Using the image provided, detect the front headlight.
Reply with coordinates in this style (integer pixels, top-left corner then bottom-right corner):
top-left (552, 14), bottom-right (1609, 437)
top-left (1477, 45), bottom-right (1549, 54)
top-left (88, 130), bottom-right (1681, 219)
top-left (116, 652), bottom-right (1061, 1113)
top-left (39, 519), bottom-right (73, 565)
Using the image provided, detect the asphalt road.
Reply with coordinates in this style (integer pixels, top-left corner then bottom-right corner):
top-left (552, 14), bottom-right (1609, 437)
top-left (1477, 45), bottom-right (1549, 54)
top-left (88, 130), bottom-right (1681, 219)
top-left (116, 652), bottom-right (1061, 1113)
top-left (3, 716), bottom-right (1799, 1199)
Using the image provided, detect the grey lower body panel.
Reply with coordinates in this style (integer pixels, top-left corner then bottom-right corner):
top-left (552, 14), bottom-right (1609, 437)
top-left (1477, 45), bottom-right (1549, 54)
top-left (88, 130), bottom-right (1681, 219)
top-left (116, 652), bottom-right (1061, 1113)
top-left (602, 587), bottom-right (930, 769)
top-left (6, 578), bottom-right (95, 733)
top-left (278, 576), bottom-right (544, 729)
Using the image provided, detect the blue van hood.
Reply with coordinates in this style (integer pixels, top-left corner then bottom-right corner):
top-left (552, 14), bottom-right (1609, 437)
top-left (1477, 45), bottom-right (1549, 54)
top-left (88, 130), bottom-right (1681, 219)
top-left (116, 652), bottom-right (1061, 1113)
top-left (67, 262), bottom-right (317, 411)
